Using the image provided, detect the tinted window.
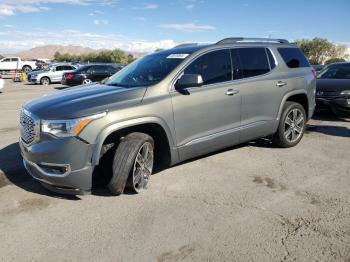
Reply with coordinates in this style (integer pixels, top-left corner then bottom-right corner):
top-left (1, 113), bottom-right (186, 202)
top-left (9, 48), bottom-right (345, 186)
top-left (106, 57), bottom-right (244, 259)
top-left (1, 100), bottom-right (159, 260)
top-left (55, 66), bottom-right (64, 71)
top-left (11, 58), bottom-right (19, 62)
top-left (266, 49), bottom-right (276, 69)
top-left (184, 49), bottom-right (232, 85)
top-left (108, 66), bottom-right (118, 74)
top-left (3, 58), bottom-right (11, 62)
top-left (237, 48), bottom-right (270, 78)
top-left (278, 48), bottom-right (309, 68)
top-left (91, 65), bottom-right (108, 73)
top-left (63, 66), bottom-right (74, 70)
top-left (318, 64), bottom-right (350, 79)
top-left (230, 49), bottom-right (243, 80)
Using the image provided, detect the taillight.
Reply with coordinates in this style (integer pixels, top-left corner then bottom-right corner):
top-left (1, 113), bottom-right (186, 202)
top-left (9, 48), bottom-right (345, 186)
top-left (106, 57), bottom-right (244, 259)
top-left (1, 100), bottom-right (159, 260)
top-left (312, 69), bottom-right (317, 80)
top-left (66, 73), bottom-right (74, 80)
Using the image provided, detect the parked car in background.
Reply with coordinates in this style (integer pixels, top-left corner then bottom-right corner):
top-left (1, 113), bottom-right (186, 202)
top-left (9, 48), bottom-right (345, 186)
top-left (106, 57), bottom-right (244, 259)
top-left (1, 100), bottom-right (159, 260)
top-left (0, 57), bottom-right (37, 73)
top-left (20, 37), bottom-right (315, 195)
top-left (0, 75), bottom-right (4, 92)
top-left (61, 64), bottom-right (122, 86)
top-left (316, 62), bottom-right (350, 115)
top-left (312, 64), bottom-right (324, 73)
top-left (27, 63), bottom-right (77, 85)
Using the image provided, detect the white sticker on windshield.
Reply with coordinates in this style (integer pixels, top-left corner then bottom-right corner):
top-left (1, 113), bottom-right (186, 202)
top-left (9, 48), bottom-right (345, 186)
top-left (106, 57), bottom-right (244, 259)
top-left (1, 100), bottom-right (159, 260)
top-left (167, 54), bottom-right (189, 59)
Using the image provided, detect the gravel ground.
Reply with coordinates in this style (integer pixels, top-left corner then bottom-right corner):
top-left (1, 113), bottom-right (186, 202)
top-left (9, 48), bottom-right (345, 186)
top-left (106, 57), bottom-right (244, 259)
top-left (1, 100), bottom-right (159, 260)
top-left (0, 79), bottom-right (349, 262)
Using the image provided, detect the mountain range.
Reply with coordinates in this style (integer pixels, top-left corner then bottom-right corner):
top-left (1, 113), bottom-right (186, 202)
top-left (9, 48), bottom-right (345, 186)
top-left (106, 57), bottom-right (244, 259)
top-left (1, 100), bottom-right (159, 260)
top-left (1, 45), bottom-right (148, 60)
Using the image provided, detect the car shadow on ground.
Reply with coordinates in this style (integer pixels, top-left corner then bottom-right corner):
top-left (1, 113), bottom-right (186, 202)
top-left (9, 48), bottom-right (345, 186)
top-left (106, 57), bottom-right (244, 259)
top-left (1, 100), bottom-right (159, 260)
top-left (0, 142), bottom-right (81, 200)
top-left (307, 111), bottom-right (350, 138)
top-left (313, 110), bottom-right (350, 123)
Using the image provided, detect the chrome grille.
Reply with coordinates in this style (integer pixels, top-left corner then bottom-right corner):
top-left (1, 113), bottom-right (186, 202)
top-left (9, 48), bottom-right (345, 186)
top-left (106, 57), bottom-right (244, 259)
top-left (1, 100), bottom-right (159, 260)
top-left (20, 110), bottom-right (37, 145)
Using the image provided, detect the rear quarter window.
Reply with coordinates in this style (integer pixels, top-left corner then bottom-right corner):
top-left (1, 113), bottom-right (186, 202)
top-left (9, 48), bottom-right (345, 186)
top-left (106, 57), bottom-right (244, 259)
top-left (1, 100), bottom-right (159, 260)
top-left (278, 48), bottom-right (310, 68)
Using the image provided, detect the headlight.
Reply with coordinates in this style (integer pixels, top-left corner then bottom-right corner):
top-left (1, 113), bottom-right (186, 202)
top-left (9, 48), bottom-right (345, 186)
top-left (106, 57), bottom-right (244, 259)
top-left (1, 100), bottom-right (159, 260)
top-left (41, 112), bottom-right (106, 138)
top-left (340, 90), bottom-right (350, 96)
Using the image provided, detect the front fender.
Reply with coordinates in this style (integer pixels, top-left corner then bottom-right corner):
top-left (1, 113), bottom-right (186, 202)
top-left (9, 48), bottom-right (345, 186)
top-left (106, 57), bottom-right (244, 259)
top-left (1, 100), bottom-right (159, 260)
top-left (91, 116), bottom-right (179, 165)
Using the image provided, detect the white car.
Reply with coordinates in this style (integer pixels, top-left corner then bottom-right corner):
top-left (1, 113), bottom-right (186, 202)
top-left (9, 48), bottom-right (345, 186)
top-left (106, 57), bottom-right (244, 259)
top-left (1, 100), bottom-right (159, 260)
top-left (0, 57), bottom-right (37, 73)
top-left (0, 75), bottom-right (4, 92)
top-left (27, 64), bottom-right (76, 85)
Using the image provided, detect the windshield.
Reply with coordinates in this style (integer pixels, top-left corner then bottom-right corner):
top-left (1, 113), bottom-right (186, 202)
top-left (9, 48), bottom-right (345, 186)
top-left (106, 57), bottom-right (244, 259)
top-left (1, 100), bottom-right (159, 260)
top-left (318, 64), bottom-right (350, 79)
top-left (105, 52), bottom-right (189, 87)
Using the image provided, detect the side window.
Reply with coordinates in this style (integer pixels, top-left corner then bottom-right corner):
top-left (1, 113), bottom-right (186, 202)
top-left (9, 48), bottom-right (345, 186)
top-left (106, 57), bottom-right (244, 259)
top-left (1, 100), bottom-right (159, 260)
top-left (108, 66), bottom-right (117, 74)
top-left (184, 49), bottom-right (232, 85)
top-left (55, 66), bottom-right (64, 71)
top-left (93, 65), bottom-right (108, 73)
top-left (278, 48), bottom-right (310, 68)
top-left (266, 49), bottom-right (277, 70)
top-left (11, 58), bottom-right (19, 62)
top-left (3, 58), bottom-right (11, 62)
top-left (237, 48), bottom-right (270, 78)
top-left (230, 49), bottom-right (243, 80)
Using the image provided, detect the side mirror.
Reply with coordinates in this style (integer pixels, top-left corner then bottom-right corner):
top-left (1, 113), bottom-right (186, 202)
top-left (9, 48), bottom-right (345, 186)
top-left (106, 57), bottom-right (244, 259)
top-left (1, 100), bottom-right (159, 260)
top-left (175, 74), bottom-right (203, 90)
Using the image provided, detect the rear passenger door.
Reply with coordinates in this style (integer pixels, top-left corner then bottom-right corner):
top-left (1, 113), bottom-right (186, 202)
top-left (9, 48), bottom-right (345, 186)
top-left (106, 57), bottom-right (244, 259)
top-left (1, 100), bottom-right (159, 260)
top-left (51, 65), bottom-right (65, 82)
top-left (90, 65), bottom-right (111, 82)
top-left (233, 47), bottom-right (284, 141)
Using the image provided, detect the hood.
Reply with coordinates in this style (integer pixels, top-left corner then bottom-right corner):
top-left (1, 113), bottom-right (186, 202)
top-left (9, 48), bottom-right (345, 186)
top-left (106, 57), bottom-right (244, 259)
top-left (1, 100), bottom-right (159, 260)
top-left (24, 84), bottom-right (147, 119)
top-left (316, 79), bottom-right (350, 92)
top-left (28, 70), bottom-right (48, 75)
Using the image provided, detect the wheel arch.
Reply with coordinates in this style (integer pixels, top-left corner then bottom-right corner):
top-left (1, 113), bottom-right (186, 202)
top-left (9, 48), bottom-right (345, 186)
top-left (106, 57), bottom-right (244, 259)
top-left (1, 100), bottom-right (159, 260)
top-left (40, 76), bottom-right (51, 84)
top-left (22, 64), bottom-right (32, 70)
top-left (91, 117), bottom-right (179, 167)
top-left (277, 90), bottom-right (309, 120)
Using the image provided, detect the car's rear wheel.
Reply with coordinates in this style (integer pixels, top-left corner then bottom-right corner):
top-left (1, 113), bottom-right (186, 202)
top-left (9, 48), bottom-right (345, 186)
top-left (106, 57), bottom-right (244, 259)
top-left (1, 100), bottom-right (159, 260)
top-left (83, 79), bottom-right (92, 85)
top-left (22, 66), bottom-right (32, 73)
top-left (273, 102), bottom-right (306, 148)
top-left (108, 132), bottom-right (154, 195)
top-left (40, 77), bottom-right (50, 86)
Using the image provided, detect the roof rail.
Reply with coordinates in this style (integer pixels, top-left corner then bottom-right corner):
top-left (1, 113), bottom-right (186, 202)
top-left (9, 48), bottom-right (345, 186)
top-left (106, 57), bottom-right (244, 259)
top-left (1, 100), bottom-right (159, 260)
top-left (216, 37), bottom-right (289, 45)
top-left (173, 43), bottom-right (198, 48)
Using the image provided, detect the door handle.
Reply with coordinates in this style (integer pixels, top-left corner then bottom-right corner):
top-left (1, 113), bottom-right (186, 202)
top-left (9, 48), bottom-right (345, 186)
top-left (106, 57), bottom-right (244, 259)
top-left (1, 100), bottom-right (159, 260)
top-left (276, 81), bottom-right (287, 87)
top-left (226, 89), bottom-right (239, 96)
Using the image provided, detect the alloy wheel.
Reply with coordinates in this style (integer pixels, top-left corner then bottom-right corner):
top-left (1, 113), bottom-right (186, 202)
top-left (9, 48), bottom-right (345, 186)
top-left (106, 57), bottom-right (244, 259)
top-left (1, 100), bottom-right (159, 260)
top-left (131, 142), bottom-right (154, 192)
top-left (284, 108), bottom-right (304, 143)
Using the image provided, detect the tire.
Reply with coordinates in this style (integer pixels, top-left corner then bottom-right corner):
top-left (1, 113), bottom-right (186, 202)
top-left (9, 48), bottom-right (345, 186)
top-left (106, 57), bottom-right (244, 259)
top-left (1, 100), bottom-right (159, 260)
top-left (108, 132), bottom-right (154, 195)
top-left (82, 79), bottom-right (92, 85)
top-left (22, 66), bottom-right (32, 73)
top-left (40, 77), bottom-right (50, 86)
top-left (272, 102), bottom-right (306, 148)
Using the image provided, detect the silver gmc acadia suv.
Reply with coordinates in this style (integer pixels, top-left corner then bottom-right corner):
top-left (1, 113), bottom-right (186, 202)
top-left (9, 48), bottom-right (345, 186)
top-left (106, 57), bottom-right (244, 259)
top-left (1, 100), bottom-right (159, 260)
top-left (19, 37), bottom-right (316, 195)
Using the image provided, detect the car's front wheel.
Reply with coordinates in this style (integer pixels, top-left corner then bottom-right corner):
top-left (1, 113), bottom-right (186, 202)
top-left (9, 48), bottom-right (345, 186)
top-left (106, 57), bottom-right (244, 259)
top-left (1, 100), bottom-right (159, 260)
top-left (273, 101), bottom-right (306, 148)
top-left (40, 77), bottom-right (50, 86)
top-left (108, 132), bottom-right (154, 195)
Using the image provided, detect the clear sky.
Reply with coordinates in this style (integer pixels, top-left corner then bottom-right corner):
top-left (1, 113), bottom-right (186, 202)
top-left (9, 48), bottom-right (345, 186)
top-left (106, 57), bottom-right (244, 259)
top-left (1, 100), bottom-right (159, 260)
top-left (0, 0), bottom-right (349, 53)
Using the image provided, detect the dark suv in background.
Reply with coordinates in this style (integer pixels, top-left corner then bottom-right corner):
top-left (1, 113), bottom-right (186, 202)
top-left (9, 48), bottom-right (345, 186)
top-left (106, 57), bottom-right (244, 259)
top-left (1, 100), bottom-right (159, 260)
top-left (62, 64), bottom-right (123, 86)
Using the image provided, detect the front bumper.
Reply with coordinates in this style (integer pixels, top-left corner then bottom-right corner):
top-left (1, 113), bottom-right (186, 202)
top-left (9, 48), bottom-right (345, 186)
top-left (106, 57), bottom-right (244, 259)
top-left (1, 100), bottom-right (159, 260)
top-left (27, 77), bottom-right (39, 84)
top-left (20, 136), bottom-right (96, 195)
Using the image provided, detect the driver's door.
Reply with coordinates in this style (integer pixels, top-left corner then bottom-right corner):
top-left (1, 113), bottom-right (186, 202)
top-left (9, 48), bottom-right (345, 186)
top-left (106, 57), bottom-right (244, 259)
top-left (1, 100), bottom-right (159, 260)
top-left (170, 49), bottom-right (242, 161)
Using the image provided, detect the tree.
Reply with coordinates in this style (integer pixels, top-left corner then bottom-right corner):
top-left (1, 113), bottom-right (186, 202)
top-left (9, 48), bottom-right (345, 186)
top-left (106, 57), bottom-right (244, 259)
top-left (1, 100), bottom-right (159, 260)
top-left (324, 57), bottom-right (346, 64)
top-left (295, 38), bottom-right (348, 65)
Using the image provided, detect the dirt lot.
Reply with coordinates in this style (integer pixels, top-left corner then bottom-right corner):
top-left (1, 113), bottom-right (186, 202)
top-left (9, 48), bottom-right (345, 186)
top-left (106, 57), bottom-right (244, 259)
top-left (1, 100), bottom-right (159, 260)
top-left (0, 79), bottom-right (349, 262)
